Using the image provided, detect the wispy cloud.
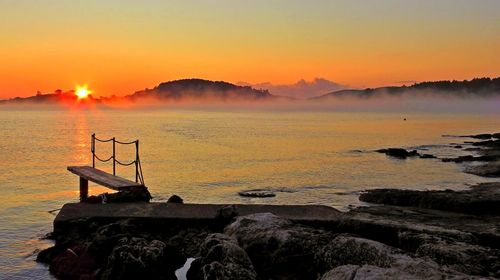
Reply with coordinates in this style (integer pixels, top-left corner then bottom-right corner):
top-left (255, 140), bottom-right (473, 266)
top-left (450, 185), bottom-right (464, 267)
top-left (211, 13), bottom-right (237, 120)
top-left (239, 78), bottom-right (346, 99)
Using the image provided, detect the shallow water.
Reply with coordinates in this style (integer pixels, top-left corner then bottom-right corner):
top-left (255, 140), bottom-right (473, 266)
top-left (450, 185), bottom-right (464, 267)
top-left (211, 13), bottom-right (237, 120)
top-left (0, 108), bottom-right (499, 278)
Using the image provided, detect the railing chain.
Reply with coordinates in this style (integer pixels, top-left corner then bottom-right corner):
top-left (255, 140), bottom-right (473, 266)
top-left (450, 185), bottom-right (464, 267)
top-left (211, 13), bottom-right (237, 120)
top-left (91, 134), bottom-right (145, 185)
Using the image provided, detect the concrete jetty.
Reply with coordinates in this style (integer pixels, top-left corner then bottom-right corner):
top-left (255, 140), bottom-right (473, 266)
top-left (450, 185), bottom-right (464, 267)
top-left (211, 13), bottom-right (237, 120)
top-left (54, 202), bottom-right (342, 232)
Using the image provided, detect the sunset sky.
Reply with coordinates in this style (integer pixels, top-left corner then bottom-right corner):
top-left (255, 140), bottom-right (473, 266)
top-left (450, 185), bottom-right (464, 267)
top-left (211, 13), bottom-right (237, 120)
top-left (0, 0), bottom-right (499, 98)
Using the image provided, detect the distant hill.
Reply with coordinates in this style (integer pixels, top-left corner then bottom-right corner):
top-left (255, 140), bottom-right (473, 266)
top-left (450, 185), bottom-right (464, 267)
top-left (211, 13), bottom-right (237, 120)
top-left (0, 89), bottom-right (97, 105)
top-left (314, 78), bottom-right (500, 99)
top-left (128, 79), bottom-right (274, 101)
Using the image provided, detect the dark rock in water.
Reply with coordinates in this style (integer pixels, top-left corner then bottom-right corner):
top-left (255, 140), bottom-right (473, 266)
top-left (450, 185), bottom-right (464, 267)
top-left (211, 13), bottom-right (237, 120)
top-left (441, 155), bottom-right (498, 163)
top-left (419, 154), bottom-right (437, 159)
top-left (453, 145), bottom-right (463, 148)
top-left (376, 148), bottom-right (419, 159)
top-left (481, 147), bottom-right (500, 157)
top-left (167, 195), bottom-right (184, 203)
top-left (493, 133), bottom-right (500, 139)
top-left (100, 237), bottom-right (182, 280)
top-left (359, 183), bottom-right (500, 215)
top-left (238, 189), bottom-right (276, 198)
top-left (442, 155), bottom-right (473, 162)
top-left (36, 245), bottom-right (65, 264)
top-left (472, 139), bottom-right (500, 148)
top-left (466, 161), bottom-right (500, 177)
top-left (187, 233), bottom-right (257, 280)
top-left (467, 133), bottom-right (493, 139)
top-left (464, 147), bottom-right (483, 152)
top-left (48, 245), bottom-right (98, 280)
top-left (224, 213), bottom-right (332, 279)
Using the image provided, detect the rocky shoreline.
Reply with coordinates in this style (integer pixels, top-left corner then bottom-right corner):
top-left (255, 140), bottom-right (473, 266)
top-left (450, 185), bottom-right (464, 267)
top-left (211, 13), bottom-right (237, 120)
top-left (37, 132), bottom-right (500, 279)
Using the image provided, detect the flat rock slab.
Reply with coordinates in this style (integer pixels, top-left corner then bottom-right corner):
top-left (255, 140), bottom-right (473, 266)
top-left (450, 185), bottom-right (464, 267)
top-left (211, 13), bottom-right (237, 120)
top-left (349, 205), bottom-right (500, 237)
top-left (359, 183), bottom-right (500, 215)
top-left (54, 203), bottom-right (342, 231)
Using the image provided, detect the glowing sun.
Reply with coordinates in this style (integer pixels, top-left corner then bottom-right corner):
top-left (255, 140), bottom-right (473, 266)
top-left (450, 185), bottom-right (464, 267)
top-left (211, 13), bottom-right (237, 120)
top-left (75, 85), bottom-right (91, 99)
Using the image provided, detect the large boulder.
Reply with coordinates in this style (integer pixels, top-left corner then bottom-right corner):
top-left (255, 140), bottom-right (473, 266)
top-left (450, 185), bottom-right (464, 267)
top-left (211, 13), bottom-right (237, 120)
top-left (187, 233), bottom-right (257, 280)
top-left (401, 232), bottom-right (500, 277)
top-left (224, 213), bottom-right (332, 279)
top-left (87, 220), bottom-right (139, 261)
top-left (317, 235), bottom-right (477, 279)
top-left (167, 228), bottom-right (210, 260)
top-left (316, 234), bottom-right (411, 271)
top-left (214, 205), bottom-right (239, 229)
top-left (48, 245), bottom-right (99, 280)
top-left (100, 237), bottom-right (183, 280)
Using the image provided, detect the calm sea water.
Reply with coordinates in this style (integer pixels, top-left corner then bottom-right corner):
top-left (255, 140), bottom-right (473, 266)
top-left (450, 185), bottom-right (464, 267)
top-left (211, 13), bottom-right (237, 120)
top-left (1, 108), bottom-right (499, 278)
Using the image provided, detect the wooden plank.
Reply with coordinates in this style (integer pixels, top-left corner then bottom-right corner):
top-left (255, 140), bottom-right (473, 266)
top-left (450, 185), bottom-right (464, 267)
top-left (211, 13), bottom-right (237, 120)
top-left (68, 166), bottom-right (143, 191)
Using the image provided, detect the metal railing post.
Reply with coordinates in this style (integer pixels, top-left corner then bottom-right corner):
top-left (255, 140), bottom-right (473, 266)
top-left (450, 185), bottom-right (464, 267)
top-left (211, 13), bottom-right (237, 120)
top-left (112, 137), bottom-right (116, 176)
top-left (135, 140), bottom-right (139, 183)
top-left (91, 133), bottom-right (95, 168)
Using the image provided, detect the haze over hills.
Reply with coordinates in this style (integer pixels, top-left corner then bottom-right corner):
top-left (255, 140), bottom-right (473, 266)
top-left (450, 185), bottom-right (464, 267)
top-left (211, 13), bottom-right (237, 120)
top-left (315, 78), bottom-right (500, 99)
top-left (239, 78), bottom-right (346, 99)
top-left (1, 77), bottom-right (499, 106)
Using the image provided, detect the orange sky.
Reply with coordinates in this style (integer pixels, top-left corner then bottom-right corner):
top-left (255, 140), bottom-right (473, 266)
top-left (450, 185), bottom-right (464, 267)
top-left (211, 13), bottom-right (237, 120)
top-left (0, 1), bottom-right (499, 98)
